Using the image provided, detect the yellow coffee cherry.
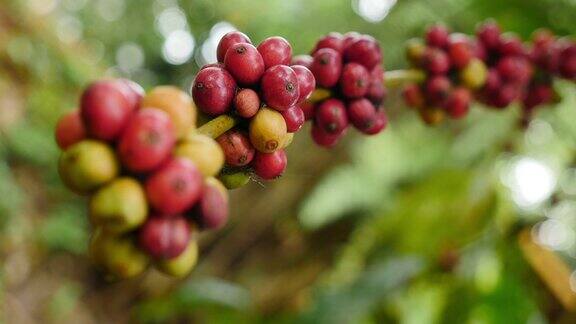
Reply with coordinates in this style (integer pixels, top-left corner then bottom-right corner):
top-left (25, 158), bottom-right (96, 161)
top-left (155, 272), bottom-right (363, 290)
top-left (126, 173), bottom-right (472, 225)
top-left (142, 86), bottom-right (197, 138)
top-left (175, 134), bottom-right (225, 177)
top-left (249, 107), bottom-right (287, 153)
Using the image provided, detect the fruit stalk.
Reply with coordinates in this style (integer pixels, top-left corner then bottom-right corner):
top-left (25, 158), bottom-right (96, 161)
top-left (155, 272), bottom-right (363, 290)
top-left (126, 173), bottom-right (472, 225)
top-left (384, 69), bottom-right (427, 88)
top-left (194, 115), bottom-right (238, 139)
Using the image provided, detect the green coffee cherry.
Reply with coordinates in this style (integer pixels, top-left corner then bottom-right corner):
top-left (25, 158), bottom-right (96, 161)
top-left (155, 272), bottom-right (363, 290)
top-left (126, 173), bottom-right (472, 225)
top-left (89, 230), bottom-right (149, 279)
top-left (219, 171), bottom-right (250, 189)
top-left (156, 239), bottom-right (198, 278)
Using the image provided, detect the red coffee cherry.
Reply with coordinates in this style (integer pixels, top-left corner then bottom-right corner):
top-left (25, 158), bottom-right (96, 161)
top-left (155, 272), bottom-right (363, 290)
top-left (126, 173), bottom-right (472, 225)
top-left (444, 87), bottom-right (471, 119)
top-left (447, 36), bottom-right (473, 69)
top-left (315, 98), bottom-right (348, 134)
top-left (340, 63), bottom-right (370, 98)
top-left (192, 66), bottom-right (237, 116)
top-left (80, 80), bottom-right (134, 141)
top-left (139, 215), bottom-right (190, 259)
top-left (234, 88), bottom-right (260, 118)
top-left (313, 32), bottom-right (344, 54)
top-left (343, 36), bottom-right (382, 70)
top-left (311, 123), bottom-right (344, 147)
top-left (476, 20), bottom-right (502, 51)
top-left (298, 101), bottom-right (316, 121)
top-left (483, 68), bottom-right (502, 92)
top-left (281, 105), bottom-right (305, 132)
top-left (291, 54), bottom-right (313, 69)
top-left (471, 39), bottom-right (488, 61)
top-left (363, 110), bottom-right (387, 135)
top-left (224, 43), bottom-right (265, 86)
top-left (532, 29), bottom-right (556, 48)
top-left (523, 83), bottom-right (554, 110)
top-left (257, 36), bottom-right (292, 68)
top-left (261, 65), bottom-right (300, 111)
top-left (492, 84), bottom-right (520, 108)
top-left (425, 75), bottom-right (452, 105)
top-left (367, 65), bottom-right (386, 105)
top-left (117, 79), bottom-right (145, 111)
top-left (190, 178), bottom-right (229, 230)
top-left (118, 108), bottom-right (175, 173)
top-left (216, 31), bottom-right (252, 63)
top-left (291, 65), bottom-right (316, 102)
top-left (145, 158), bottom-right (203, 214)
top-left (216, 130), bottom-right (255, 167)
top-left (497, 56), bottom-right (532, 84)
top-left (559, 42), bottom-right (576, 80)
top-left (402, 83), bottom-right (425, 108)
top-left (425, 24), bottom-right (450, 48)
top-left (422, 47), bottom-right (451, 74)
top-left (342, 32), bottom-right (362, 51)
top-left (311, 48), bottom-right (343, 88)
top-left (253, 149), bottom-right (287, 180)
top-left (347, 98), bottom-right (377, 132)
top-left (55, 109), bottom-right (86, 149)
top-left (498, 33), bottom-right (526, 58)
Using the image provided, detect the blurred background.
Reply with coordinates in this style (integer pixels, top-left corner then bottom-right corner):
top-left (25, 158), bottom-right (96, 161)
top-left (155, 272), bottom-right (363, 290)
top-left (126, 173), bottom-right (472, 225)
top-left (2, 0), bottom-right (576, 323)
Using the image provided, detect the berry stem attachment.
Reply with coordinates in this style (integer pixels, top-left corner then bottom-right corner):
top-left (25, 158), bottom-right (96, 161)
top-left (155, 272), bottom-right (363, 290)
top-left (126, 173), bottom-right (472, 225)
top-left (384, 69), bottom-right (427, 88)
top-left (194, 115), bottom-right (238, 139)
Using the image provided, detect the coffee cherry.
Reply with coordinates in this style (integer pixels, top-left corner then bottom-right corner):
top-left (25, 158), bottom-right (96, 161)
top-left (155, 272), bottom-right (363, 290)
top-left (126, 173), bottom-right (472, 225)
top-left (253, 149), bottom-right (287, 180)
top-left (80, 80), bottom-right (134, 141)
top-left (299, 101), bottom-right (316, 121)
top-left (257, 36), bottom-right (292, 68)
top-left (281, 105), bottom-right (305, 132)
top-left (422, 47), bottom-right (451, 74)
top-left (492, 84), bottom-right (520, 108)
top-left (192, 67), bottom-right (237, 116)
top-left (342, 32), bottom-right (362, 51)
top-left (217, 31), bottom-right (252, 63)
top-left (340, 63), bottom-right (370, 98)
top-left (145, 158), bottom-right (203, 215)
top-left (497, 56), bottom-right (532, 84)
top-left (175, 134), bottom-right (225, 177)
top-left (315, 99), bottom-right (348, 134)
top-left (224, 43), bottom-right (265, 86)
top-left (459, 58), bottom-right (488, 89)
top-left (311, 123), bottom-right (344, 147)
top-left (281, 132), bottom-right (295, 148)
top-left (190, 177), bottom-right (229, 229)
top-left (139, 215), bottom-right (191, 259)
top-left (311, 48), bottom-right (343, 88)
top-left (443, 87), bottom-right (471, 119)
top-left (343, 36), bottom-right (382, 70)
top-left (405, 38), bottom-right (427, 67)
top-left (471, 39), bottom-right (488, 61)
top-left (89, 177), bottom-right (147, 234)
top-left (363, 110), bottom-right (387, 135)
top-left (347, 98), bottom-right (377, 132)
top-left (216, 130), bottom-right (255, 167)
top-left (419, 107), bottom-right (445, 125)
top-left (559, 42), bottom-right (576, 79)
top-left (425, 24), bottom-right (450, 48)
top-left (118, 108), bottom-right (175, 173)
top-left (291, 65), bottom-right (316, 102)
top-left (476, 20), bottom-right (501, 51)
top-left (447, 36), bottom-right (473, 69)
top-left (483, 68), bottom-right (502, 92)
top-left (219, 171), bottom-right (250, 189)
top-left (142, 86), bottom-right (196, 138)
top-left (498, 33), bottom-right (525, 57)
top-left (313, 32), bottom-right (344, 54)
top-left (233, 88), bottom-right (260, 118)
top-left (367, 65), bottom-right (386, 105)
top-left (424, 75), bottom-right (452, 105)
top-left (117, 79), bottom-right (145, 111)
top-left (291, 54), bottom-right (313, 68)
top-left (90, 230), bottom-right (149, 279)
top-left (523, 83), bottom-right (553, 110)
top-left (249, 107), bottom-right (288, 153)
top-left (156, 239), bottom-right (198, 278)
top-left (55, 109), bottom-right (86, 149)
top-left (261, 65), bottom-right (300, 111)
top-left (402, 83), bottom-right (425, 108)
top-left (531, 41), bottom-right (560, 73)
top-left (58, 140), bottom-right (119, 194)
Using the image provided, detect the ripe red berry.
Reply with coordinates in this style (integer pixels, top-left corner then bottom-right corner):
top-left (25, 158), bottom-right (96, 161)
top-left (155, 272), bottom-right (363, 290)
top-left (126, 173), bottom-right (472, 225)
top-left (476, 20), bottom-right (501, 51)
top-left (145, 158), bottom-right (203, 214)
top-left (281, 105), bottom-right (305, 132)
top-left (233, 88), bottom-right (260, 118)
top-left (313, 32), bottom-right (344, 54)
top-left (192, 66), bottom-right (237, 116)
top-left (367, 66), bottom-right (386, 105)
top-left (444, 87), bottom-right (471, 119)
top-left (216, 31), bottom-right (252, 63)
top-left (340, 63), bottom-right (370, 98)
top-left (224, 43), bottom-right (265, 86)
top-left (402, 83), bottom-right (425, 108)
top-left (532, 29), bottom-right (556, 48)
top-left (422, 47), bottom-right (451, 74)
top-left (139, 215), bottom-right (190, 259)
top-left (315, 98), bottom-right (348, 134)
top-left (559, 42), bottom-right (576, 80)
top-left (447, 36), bottom-right (473, 69)
top-left (261, 65), bottom-right (300, 111)
top-left (311, 123), bottom-right (344, 147)
top-left (425, 75), bottom-right (452, 105)
top-left (55, 109), bottom-right (86, 149)
top-left (257, 36), bottom-right (292, 68)
top-left (342, 32), bottom-right (362, 51)
top-left (498, 34), bottom-right (526, 57)
top-left (291, 55), bottom-right (313, 69)
top-left (363, 110), bottom-right (387, 135)
top-left (471, 39), bottom-right (487, 61)
top-left (190, 178), bottom-right (229, 230)
top-left (425, 24), bottom-right (450, 48)
top-left (492, 84), bottom-right (520, 108)
top-left (531, 42), bottom-right (560, 73)
top-left (347, 98), bottom-right (377, 132)
top-left (311, 48), bottom-right (342, 88)
top-left (523, 83), bottom-right (553, 110)
top-left (216, 130), bottom-right (255, 167)
top-left (299, 101), bottom-right (316, 121)
top-left (497, 56), bottom-right (532, 84)
top-left (483, 68), bottom-right (502, 92)
top-left (80, 80), bottom-right (134, 141)
top-left (253, 149), bottom-right (287, 180)
top-left (343, 36), bottom-right (382, 70)
top-left (291, 65), bottom-right (316, 102)
top-left (118, 108), bottom-right (175, 173)
top-left (117, 79), bottom-right (144, 111)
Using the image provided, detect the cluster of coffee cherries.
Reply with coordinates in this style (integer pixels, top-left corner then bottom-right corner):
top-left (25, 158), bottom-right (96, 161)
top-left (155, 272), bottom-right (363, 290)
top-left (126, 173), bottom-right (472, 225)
top-left (291, 32), bottom-right (387, 147)
top-left (402, 21), bottom-right (576, 125)
top-left (192, 31), bottom-right (315, 181)
top-left (55, 79), bottom-right (230, 279)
